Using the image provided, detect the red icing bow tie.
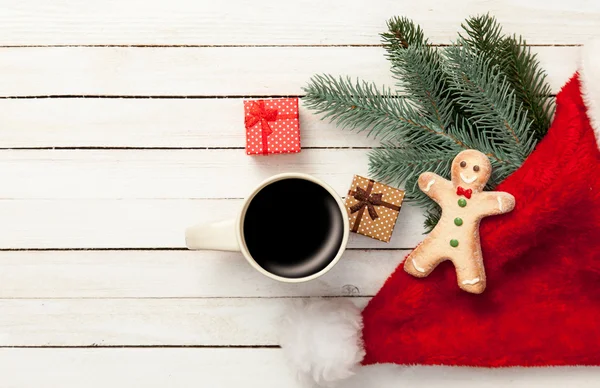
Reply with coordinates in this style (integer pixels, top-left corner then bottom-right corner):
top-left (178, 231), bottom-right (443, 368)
top-left (457, 186), bottom-right (472, 199)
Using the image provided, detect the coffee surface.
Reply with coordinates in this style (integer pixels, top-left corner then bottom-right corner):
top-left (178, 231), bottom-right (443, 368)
top-left (243, 178), bottom-right (344, 278)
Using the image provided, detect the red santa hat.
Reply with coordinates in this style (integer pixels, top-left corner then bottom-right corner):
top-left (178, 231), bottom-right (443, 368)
top-left (280, 40), bottom-right (600, 387)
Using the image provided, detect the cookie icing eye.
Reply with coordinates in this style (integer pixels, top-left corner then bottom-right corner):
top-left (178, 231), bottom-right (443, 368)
top-left (473, 165), bottom-right (480, 172)
top-left (460, 161), bottom-right (467, 168)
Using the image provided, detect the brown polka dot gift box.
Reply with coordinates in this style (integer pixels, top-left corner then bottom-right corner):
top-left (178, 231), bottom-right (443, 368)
top-left (345, 175), bottom-right (405, 242)
top-left (244, 98), bottom-right (301, 155)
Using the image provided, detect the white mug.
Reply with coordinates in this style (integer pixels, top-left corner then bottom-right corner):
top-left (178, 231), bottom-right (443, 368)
top-left (185, 173), bottom-right (350, 283)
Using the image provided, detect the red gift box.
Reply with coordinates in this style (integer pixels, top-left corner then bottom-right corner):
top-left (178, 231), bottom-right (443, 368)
top-left (244, 98), bottom-right (301, 155)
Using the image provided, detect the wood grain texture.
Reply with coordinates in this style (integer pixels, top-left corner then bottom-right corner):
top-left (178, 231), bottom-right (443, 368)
top-left (1, 348), bottom-right (598, 388)
top-left (0, 98), bottom-right (380, 148)
top-left (0, 199), bottom-right (425, 249)
top-left (0, 149), bottom-right (372, 199)
top-left (0, 297), bottom-right (370, 346)
top-left (1, 0), bottom-right (598, 45)
top-left (0, 250), bottom-right (405, 298)
top-left (0, 46), bottom-right (579, 96)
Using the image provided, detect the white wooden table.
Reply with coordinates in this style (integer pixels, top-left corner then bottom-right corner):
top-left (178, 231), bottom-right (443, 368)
top-left (0, 1), bottom-right (598, 387)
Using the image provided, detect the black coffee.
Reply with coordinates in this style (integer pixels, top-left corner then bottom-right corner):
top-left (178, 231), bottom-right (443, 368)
top-left (243, 178), bottom-right (345, 278)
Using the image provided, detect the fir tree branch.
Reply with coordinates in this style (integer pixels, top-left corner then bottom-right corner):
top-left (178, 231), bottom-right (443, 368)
top-left (381, 17), bottom-right (463, 132)
top-left (369, 145), bottom-right (454, 232)
top-left (302, 15), bottom-right (549, 231)
top-left (387, 46), bottom-right (454, 131)
top-left (381, 16), bottom-right (427, 49)
top-left (423, 207), bottom-right (442, 233)
top-left (460, 14), bottom-right (504, 53)
top-left (302, 75), bottom-right (467, 150)
top-left (460, 14), bottom-right (555, 139)
top-left (444, 43), bottom-right (537, 166)
top-left (500, 36), bottom-right (555, 138)
top-left (369, 144), bottom-right (456, 200)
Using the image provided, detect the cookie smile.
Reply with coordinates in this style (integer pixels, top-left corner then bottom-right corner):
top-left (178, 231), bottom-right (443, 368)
top-left (460, 173), bottom-right (477, 184)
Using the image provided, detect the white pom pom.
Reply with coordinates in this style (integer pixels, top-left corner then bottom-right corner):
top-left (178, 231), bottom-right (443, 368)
top-left (279, 298), bottom-right (365, 387)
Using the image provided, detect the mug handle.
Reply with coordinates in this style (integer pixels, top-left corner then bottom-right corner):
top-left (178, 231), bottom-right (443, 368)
top-left (185, 219), bottom-right (240, 251)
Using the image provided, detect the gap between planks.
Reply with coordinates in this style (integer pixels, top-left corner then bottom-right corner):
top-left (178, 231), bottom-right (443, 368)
top-left (0, 295), bottom-right (382, 302)
top-left (0, 94), bottom-right (560, 100)
top-left (0, 345), bottom-right (280, 348)
top-left (0, 95), bottom-right (302, 99)
top-left (0, 247), bottom-right (414, 251)
top-left (0, 147), bottom-right (374, 150)
top-left (0, 44), bottom-right (583, 48)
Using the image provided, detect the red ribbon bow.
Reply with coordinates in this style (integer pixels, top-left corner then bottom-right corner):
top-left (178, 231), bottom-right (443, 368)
top-left (350, 186), bottom-right (384, 220)
top-left (245, 101), bottom-right (278, 155)
top-left (457, 186), bottom-right (472, 199)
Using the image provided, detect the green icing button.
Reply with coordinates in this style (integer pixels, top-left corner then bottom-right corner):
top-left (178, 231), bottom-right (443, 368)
top-left (454, 217), bottom-right (463, 226)
top-left (458, 198), bottom-right (467, 207)
top-left (450, 239), bottom-right (459, 247)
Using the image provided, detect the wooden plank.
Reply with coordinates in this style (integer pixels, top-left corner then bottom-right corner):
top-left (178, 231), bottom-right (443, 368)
top-left (1, 348), bottom-right (597, 388)
top-left (0, 46), bottom-right (394, 96)
top-left (0, 250), bottom-right (405, 298)
top-left (0, 98), bottom-right (380, 148)
top-left (0, 348), bottom-right (303, 388)
top-left (0, 199), bottom-right (426, 249)
top-left (1, 0), bottom-right (598, 45)
top-left (0, 298), bottom-right (370, 346)
top-left (0, 46), bottom-right (579, 96)
top-left (0, 149), bottom-right (374, 199)
top-left (1, 349), bottom-right (598, 388)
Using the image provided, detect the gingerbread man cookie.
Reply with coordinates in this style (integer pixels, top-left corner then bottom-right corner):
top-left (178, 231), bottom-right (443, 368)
top-left (404, 150), bottom-right (515, 294)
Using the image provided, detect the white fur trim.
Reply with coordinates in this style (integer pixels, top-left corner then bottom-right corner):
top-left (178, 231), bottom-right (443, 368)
top-left (334, 364), bottom-right (600, 388)
top-left (580, 38), bottom-right (600, 150)
top-left (279, 299), bottom-right (364, 387)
